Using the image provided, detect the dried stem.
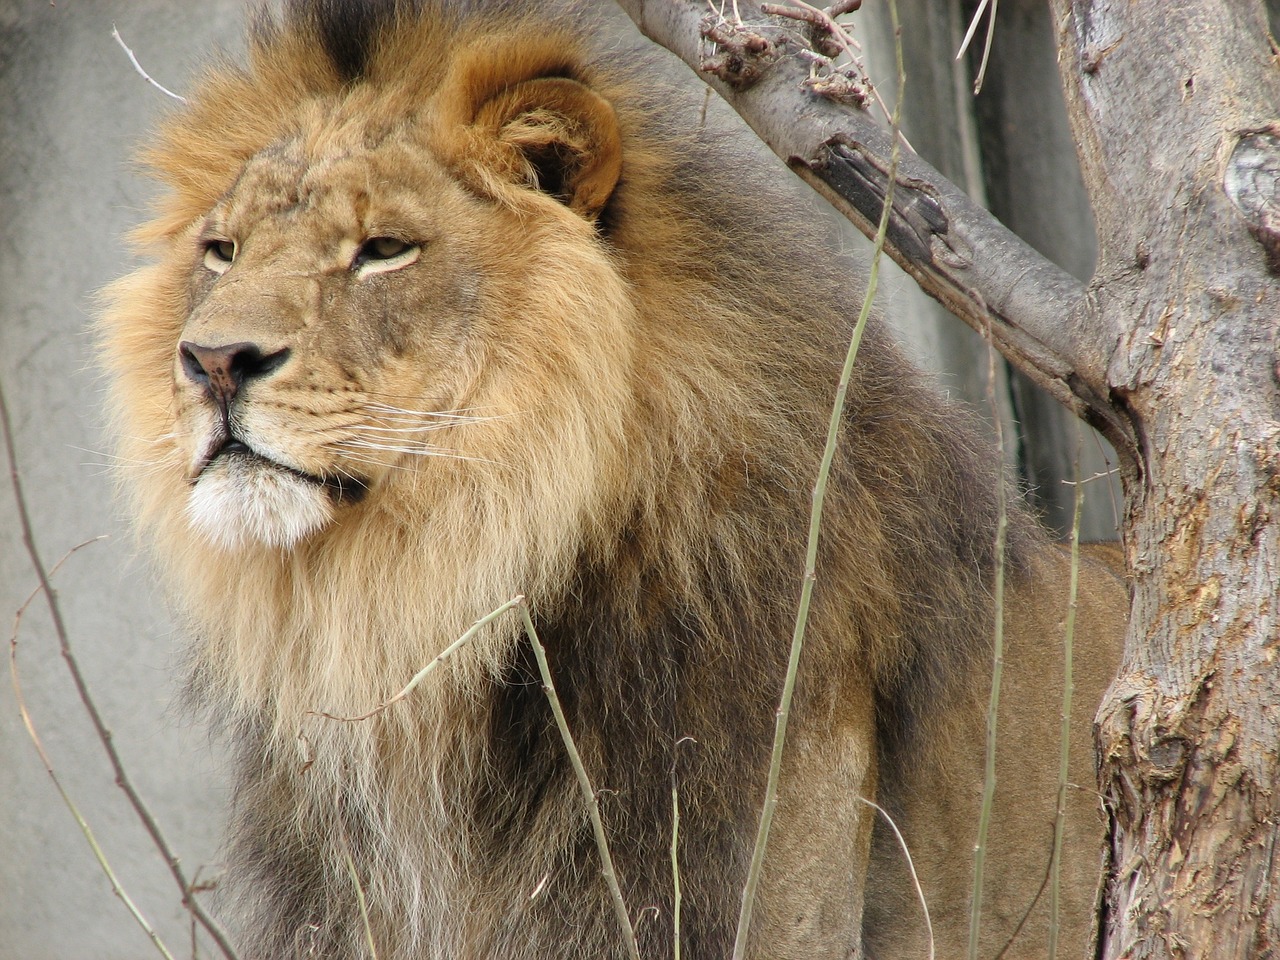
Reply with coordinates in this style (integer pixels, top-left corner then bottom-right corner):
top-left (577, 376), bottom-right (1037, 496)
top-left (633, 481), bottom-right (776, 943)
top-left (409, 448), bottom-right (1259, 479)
top-left (671, 779), bottom-right (683, 960)
top-left (1048, 452), bottom-right (1084, 960)
top-left (968, 304), bottom-right (1011, 960)
top-left (956, 0), bottom-right (998, 94)
top-left (310, 599), bottom-right (518, 723)
top-left (9, 624), bottom-right (177, 960)
top-left (8, 539), bottom-right (175, 959)
top-left (858, 796), bottom-right (935, 959)
top-left (110, 24), bottom-right (186, 103)
top-left (335, 799), bottom-right (381, 960)
top-left (516, 598), bottom-right (642, 960)
top-left (0, 381), bottom-right (239, 960)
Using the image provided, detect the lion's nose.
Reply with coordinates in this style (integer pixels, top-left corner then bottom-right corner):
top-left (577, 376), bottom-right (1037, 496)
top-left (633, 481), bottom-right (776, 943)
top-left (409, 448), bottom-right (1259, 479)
top-left (178, 340), bottom-right (291, 408)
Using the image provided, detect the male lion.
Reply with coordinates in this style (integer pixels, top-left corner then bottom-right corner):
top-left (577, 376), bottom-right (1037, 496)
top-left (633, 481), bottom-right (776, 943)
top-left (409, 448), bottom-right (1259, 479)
top-left (99, 1), bottom-right (1127, 958)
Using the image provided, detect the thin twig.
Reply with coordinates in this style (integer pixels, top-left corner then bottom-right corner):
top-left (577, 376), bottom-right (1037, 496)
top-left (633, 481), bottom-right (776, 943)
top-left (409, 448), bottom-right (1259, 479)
top-left (310, 599), bottom-right (519, 723)
top-left (516, 598), bottom-right (642, 960)
top-left (10, 623), bottom-right (177, 960)
top-left (335, 798), bottom-right (381, 960)
top-left (967, 294), bottom-right (1011, 960)
top-left (1048, 451), bottom-right (1084, 960)
top-left (8, 540), bottom-right (175, 958)
top-left (857, 797), bottom-right (935, 960)
top-left (111, 24), bottom-right (187, 102)
top-left (956, 0), bottom-right (999, 94)
top-left (0, 382), bottom-right (240, 960)
top-left (730, 0), bottom-right (905, 954)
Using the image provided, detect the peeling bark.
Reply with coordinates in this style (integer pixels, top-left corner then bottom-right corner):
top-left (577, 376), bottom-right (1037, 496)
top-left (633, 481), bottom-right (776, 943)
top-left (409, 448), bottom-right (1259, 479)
top-left (1225, 132), bottom-right (1280, 271)
top-left (1046, 1), bottom-right (1280, 955)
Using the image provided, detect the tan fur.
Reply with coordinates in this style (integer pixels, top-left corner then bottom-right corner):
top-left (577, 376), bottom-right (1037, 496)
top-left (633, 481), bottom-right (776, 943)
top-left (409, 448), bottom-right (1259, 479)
top-left (98, 3), bottom-right (1126, 958)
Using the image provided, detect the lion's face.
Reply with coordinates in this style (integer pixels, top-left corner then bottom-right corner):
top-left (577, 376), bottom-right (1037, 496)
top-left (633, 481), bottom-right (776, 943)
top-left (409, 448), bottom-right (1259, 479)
top-left (139, 59), bottom-right (634, 554)
top-left (97, 26), bottom-right (648, 732)
top-left (174, 135), bottom-right (491, 549)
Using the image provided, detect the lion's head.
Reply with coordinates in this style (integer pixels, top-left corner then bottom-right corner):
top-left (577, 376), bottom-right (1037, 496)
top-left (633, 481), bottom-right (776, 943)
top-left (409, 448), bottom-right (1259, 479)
top-left (158, 39), bottom-right (635, 557)
top-left (106, 15), bottom-right (641, 542)
top-left (100, 11), bottom-right (711, 737)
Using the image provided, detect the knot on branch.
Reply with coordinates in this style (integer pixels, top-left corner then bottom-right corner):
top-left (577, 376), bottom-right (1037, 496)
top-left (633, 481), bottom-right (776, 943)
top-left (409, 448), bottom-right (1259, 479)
top-left (1225, 132), bottom-right (1280, 272)
top-left (700, 3), bottom-right (873, 105)
top-left (699, 15), bottom-right (784, 89)
top-left (759, 1), bottom-right (875, 108)
top-left (1097, 687), bottom-right (1192, 832)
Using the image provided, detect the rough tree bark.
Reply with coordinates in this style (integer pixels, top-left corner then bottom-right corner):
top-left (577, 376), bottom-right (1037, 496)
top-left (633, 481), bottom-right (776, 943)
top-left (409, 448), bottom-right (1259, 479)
top-left (1051, 3), bottom-right (1280, 957)
top-left (616, 0), bottom-right (1280, 956)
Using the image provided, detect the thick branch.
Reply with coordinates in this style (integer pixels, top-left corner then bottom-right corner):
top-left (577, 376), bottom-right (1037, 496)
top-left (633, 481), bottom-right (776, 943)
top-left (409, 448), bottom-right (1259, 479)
top-left (615, 0), bottom-right (1137, 465)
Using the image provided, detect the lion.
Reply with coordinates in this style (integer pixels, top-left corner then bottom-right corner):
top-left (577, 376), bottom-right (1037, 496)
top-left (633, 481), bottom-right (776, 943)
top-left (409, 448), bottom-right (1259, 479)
top-left (97, 1), bottom-right (1127, 958)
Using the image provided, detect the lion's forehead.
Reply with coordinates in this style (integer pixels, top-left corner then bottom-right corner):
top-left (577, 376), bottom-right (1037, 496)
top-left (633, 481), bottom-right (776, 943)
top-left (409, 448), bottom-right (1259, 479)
top-left (217, 134), bottom-right (463, 250)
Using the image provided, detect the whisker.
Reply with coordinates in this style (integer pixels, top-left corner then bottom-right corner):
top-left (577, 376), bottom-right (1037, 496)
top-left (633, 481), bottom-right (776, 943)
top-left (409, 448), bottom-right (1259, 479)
top-left (122, 432), bottom-right (179, 446)
top-left (360, 402), bottom-right (502, 423)
top-left (346, 422), bottom-right (463, 436)
top-left (336, 439), bottom-right (501, 466)
top-left (69, 445), bottom-right (182, 468)
top-left (328, 445), bottom-right (464, 473)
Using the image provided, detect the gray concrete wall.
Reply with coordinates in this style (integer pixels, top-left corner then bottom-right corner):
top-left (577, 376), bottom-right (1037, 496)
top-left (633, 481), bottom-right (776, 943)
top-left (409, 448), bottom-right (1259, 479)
top-left (1, 4), bottom-right (239, 957)
top-left (0, 3), bottom-right (1115, 958)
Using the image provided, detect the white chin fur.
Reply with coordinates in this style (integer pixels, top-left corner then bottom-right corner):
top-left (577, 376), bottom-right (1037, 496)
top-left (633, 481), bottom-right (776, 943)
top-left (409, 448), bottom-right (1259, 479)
top-left (186, 458), bottom-right (333, 551)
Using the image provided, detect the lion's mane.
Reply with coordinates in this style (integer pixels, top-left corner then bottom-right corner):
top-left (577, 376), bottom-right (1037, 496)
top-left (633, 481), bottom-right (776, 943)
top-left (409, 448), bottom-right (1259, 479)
top-left (99, 2), bottom-right (1050, 957)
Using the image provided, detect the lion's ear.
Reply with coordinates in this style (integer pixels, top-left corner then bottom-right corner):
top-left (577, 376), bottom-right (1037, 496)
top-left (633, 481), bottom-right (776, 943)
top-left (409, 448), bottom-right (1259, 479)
top-left (454, 75), bottom-right (622, 219)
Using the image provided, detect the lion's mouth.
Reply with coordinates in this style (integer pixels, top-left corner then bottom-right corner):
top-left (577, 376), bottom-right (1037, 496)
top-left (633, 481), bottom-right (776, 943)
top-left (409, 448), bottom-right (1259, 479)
top-left (197, 437), bottom-right (368, 505)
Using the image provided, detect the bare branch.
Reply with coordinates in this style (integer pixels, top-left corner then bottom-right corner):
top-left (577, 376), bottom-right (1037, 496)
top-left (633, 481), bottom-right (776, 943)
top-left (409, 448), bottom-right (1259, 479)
top-left (309, 599), bottom-right (517, 723)
top-left (0, 381), bottom-right (240, 960)
top-left (613, 0), bottom-right (1136, 467)
top-left (517, 599), bottom-right (643, 960)
top-left (111, 25), bottom-right (186, 103)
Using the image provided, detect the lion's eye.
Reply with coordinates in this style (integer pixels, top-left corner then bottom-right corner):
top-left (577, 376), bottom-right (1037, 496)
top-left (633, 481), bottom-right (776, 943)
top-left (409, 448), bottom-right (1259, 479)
top-left (203, 239), bottom-right (236, 274)
top-left (353, 237), bottom-right (420, 276)
top-left (365, 237), bottom-right (411, 259)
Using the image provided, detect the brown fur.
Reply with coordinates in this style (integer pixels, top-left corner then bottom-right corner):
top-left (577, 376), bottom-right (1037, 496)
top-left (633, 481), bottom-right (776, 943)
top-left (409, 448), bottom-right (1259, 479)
top-left (97, 2), bottom-right (1126, 958)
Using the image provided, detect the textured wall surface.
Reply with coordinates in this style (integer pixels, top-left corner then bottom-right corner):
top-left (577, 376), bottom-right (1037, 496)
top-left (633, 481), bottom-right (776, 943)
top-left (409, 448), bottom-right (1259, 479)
top-left (0, 4), bottom-right (239, 957)
top-left (0, 2), bottom-right (1114, 958)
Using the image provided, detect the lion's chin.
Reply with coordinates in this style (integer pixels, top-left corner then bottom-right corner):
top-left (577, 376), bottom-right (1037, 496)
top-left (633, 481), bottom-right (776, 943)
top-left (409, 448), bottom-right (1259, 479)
top-left (186, 455), bottom-right (335, 551)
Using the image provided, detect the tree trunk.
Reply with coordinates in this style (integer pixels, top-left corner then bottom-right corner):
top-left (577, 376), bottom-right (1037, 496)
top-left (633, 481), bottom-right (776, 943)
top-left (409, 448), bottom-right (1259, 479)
top-left (1050, 1), bottom-right (1280, 955)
